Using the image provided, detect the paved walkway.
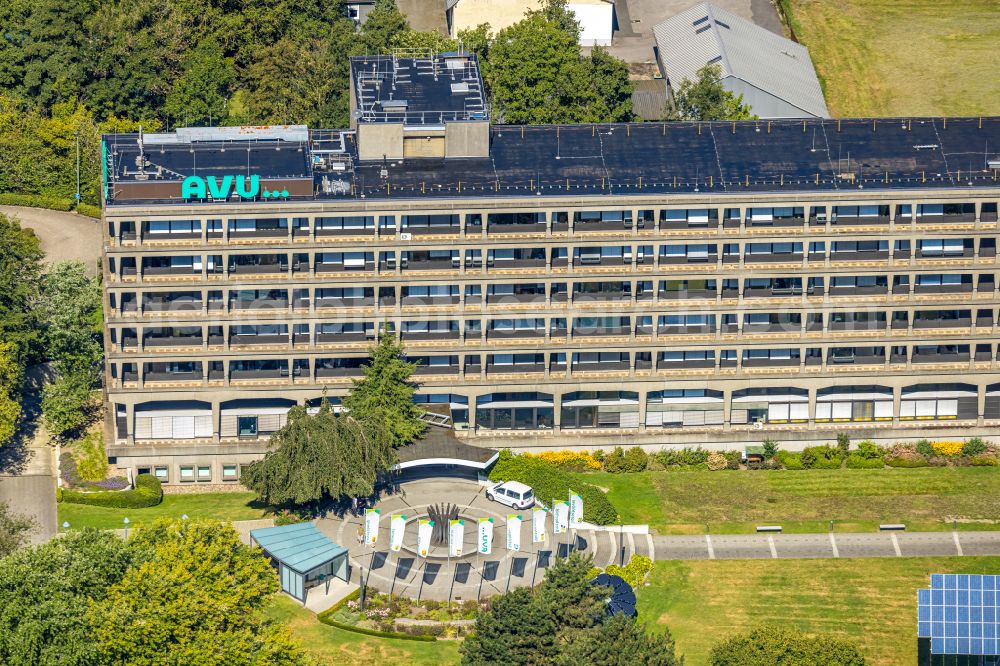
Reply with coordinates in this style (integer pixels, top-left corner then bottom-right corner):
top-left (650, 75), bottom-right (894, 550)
top-left (0, 206), bottom-right (102, 274)
top-left (319, 479), bottom-right (1000, 601)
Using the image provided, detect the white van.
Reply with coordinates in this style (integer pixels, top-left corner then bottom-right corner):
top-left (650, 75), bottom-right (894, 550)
top-left (486, 481), bottom-right (535, 509)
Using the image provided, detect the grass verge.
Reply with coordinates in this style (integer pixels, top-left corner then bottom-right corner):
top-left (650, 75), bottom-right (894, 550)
top-left (266, 595), bottom-right (461, 666)
top-left (576, 467), bottom-right (1000, 534)
top-left (638, 556), bottom-right (1000, 666)
top-left (58, 491), bottom-right (265, 530)
top-left (788, 0), bottom-right (1000, 116)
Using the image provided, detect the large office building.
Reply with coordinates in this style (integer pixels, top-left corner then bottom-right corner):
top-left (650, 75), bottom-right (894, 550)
top-left (100, 51), bottom-right (1000, 484)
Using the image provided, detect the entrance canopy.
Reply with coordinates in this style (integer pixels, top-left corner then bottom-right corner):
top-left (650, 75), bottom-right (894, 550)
top-left (250, 523), bottom-right (348, 601)
top-left (394, 428), bottom-right (498, 471)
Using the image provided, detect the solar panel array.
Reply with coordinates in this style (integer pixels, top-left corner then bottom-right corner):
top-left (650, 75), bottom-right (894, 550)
top-left (918, 574), bottom-right (1000, 656)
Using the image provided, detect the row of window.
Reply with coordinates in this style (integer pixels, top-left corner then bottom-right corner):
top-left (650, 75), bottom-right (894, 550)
top-left (111, 202), bottom-right (994, 237)
top-left (137, 463), bottom-right (242, 483)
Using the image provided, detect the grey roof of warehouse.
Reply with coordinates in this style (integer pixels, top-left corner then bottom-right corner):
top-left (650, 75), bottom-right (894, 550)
top-left (102, 116), bottom-right (1000, 205)
top-left (653, 1), bottom-right (829, 118)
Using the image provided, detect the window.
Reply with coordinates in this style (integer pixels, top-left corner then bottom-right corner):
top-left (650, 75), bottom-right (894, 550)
top-left (154, 466), bottom-right (169, 482)
top-left (137, 466), bottom-right (151, 476)
top-left (197, 465), bottom-right (212, 482)
top-left (238, 416), bottom-right (258, 438)
top-left (179, 465), bottom-right (195, 482)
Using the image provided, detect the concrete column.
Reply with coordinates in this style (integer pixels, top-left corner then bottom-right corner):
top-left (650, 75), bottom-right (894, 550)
top-left (212, 401), bottom-right (221, 443)
top-left (980, 385), bottom-right (988, 426)
top-left (467, 395), bottom-right (478, 431)
top-left (892, 386), bottom-right (902, 426)
top-left (807, 386), bottom-right (817, 428)
top-left (125, 402), bottom-right (135, 445)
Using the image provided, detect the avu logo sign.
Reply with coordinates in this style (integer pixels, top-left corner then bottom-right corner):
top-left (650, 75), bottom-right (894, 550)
top-left (181, 175), bottom-right (286, 200)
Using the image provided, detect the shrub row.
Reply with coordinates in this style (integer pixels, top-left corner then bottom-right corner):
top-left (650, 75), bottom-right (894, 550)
top-left (604, 555), bottom-right (653, 589)
top-left (0, 193), bottom-right (74, 210)
top-left (489, 450), bottom-right (619, 525)
top-left (317, 589), bottom-right (436, 642)
top-left (58, 474), bottom-right (163, 508)
top-left (74, 202), bottom-right (101, 219)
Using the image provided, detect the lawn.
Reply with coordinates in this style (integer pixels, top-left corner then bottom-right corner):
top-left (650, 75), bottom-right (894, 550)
top-left (265, 595), bottom-right (462, 666)
top-left (786, 0), bottom-right (1000, 117)
top-left (58, 491), bottom-right (266, 530)
top-left (577, 467), bottom-right (1000, 534)
top-left (637, 556), bottom-right (1000, 666)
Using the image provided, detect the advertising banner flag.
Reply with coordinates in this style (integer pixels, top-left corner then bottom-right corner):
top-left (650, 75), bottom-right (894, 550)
top-left (449, 519), bottom-right (465, 557)
top-left (478, 517), bottom-right (494, 554)
top-left (364, 508), bottom-right (381, 545)
top-left (532, 507), bottom-right (547, 543)
top-left (553, 501), bottom-right (569, 534)
top-left (417, 519), bottom-right (434, 557)
top-left (507, 514), bottom-right (523, 552)
top-left (389, 514), bottom-right (407, 552)
top-left (569, 491), bottom-right (584, 528)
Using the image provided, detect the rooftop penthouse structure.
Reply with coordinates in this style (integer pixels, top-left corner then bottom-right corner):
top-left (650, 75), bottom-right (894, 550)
top-left (100, 51), bottom-right (1000, 484)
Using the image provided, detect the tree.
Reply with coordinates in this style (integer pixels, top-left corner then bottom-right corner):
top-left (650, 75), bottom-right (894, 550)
top-left (38, 261), bottom-right (102, 439)
top-left (41, 370), bottom-right (98, 438)
top-left (536, 551), bottom-right (607, 632)
top-left (341, 328), bottom-right (426, 449)
top-left (461, 553), bottom-right (681, 666)
top-left (710, 625), bottom-right (866, 666)
top-left (240, 400), bottom-right (397, 506)
top-left (0, 343), bottom-right (23, 448)
top-left (460, 587), bottom-right (561, 665)
top-left (361, 0), bottom-right (410, 54)
top-left (0, 214), bottom-right (44, 368)
top-left (668, 63), bottom-right (755, 120)
top-left (486, 10), bottom-right (597, 124)
top-left (587, 46), bottom-right (635, 122)
top-left (89, 520), bottom-right (304, 666)
top-left (0, 529), bottom-right (138, 666)
top-left (0, 501), bottom-right (35, 558)
top-left (556, 613), bottom-right (682, 666)
top-left (163, 37), bottom-right (235, 127)
top-left (40, 261), bottom-right (102, 376)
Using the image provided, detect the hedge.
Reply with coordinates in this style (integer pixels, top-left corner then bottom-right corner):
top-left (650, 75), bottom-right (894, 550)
top-left (59, 473), bottom-right (163, 508)
top-left (488, 450), bottom-right (619, 525)
top-left (317, 589), bottom-right (436, 642)
top-left (75, 202), bottom-right (102, 219)
top-left (0, 193), bottom-right (75, 211)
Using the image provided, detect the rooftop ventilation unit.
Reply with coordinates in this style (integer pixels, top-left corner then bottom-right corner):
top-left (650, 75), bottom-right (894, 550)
top-left (451, 82), bottom-right (470, 94)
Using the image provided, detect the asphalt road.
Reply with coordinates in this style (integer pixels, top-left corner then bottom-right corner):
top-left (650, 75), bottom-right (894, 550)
top-left (0, 206), bottom-right (102, 274)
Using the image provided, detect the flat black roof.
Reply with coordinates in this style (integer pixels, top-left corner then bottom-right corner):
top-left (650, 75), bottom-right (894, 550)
top-left (350, 53), bottom-right (487, 125)
top-left (103, 116), bottom-right (1000, 206)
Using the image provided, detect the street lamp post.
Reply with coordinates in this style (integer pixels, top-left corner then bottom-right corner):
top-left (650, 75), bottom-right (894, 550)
top-left (74, 131), bottom-right (81, 204)
top-left (123, 517), bottom-right (130, 540)
top-left (62, 521), bottom-right (70, 531)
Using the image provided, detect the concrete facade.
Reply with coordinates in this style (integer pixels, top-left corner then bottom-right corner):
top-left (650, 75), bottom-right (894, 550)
top-left (102, 185), bottom-right (1000, 482)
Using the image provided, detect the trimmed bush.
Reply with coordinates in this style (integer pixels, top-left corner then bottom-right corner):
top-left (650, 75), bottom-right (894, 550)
top-left (74, 202), bottom-right (101, 219)
top-left (762, 439), bottom-right (779, 459)
top-left (801, 445), bottom-right (844, 469)
top-left (971, 455), bottom-right (998, 467)
top-left (0, 193), bottom-right (74, 210)
top-left (523, 450), bottom-right (601, 472)
top-left (886, 455), bottom-right (929, 468)
top-left (59, 474), bottom-right (162, 508)
top-left (724, 450), bottom-right (741, 470)
top-left (653, 447), bottom-right (709, 467)
top-left (846, 454), bottom-right (885, 469)
top-left (963, 437), bottom-right (988, 457)
top-left (706, 452), bottom-right (728, 471)
top-left (932, 441), bottom-right (964, 457)
top-left (916, 439), bottom-right (935, 458)
top-left (604, 554), bottom-right (653, 589)
top-left (622, 446), bottom-right (648, 473)
top-left (489, 450), bottom-right (619, 525)
top-left (602, 447), bottom-right (626, 473)
top-left (777, 450), bottom-right (804, 470)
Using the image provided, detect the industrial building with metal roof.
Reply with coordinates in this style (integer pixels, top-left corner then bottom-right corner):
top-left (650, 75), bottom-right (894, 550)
top-left (653, 1), bottom-right (830, 119)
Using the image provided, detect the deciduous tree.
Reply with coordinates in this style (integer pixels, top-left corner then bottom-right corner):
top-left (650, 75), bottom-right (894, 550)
top-left (667, 63), bottom-right (756, 121)
top-left (0, 501), bottom-right (34, 558)
top-left (89, 520), bottom-right (304, 666)
top-left (240, 400), bottom-right (397, 506)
